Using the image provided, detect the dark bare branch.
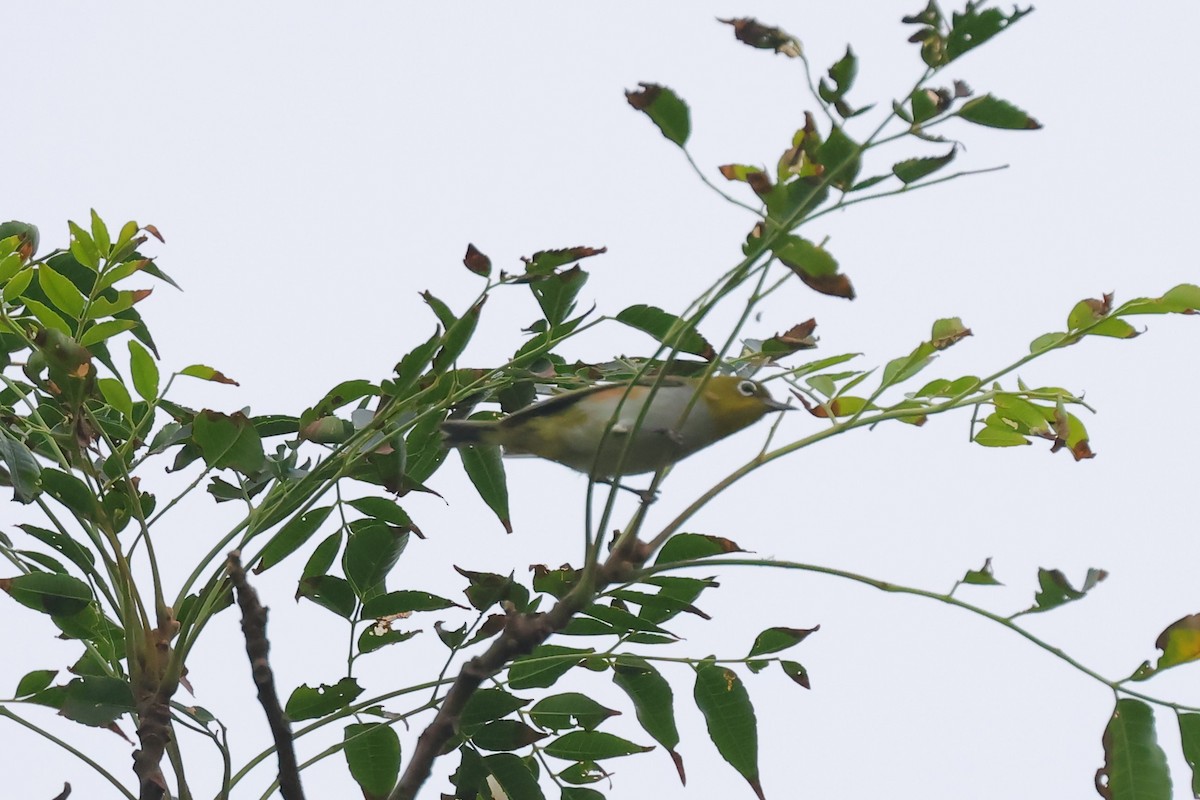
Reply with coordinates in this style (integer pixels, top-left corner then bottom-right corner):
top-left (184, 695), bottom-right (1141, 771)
top-left (226, 551), bottom-right (305, 800)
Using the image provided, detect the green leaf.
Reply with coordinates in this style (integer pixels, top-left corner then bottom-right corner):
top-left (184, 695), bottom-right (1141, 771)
top-left (59, 675), bottom-right (134, 726)
top-left (959, 558), bottom-right (1002, 587)
top-left (361, 590), bottom-right (460, 617)
top-left (1130, 614), bottom-right (1200, 681)
top-left (296, 574), bottom-right (356, 618)
top-left (908, 88), bottom-right (942, 124)
top-left (471, 720), bottom-right (548, 751)
top-left (434, 297), bottom-right (484, 372)
top-left (37, 265), bottom-right (86, 319)
top-left (655, 533), bottom-right (746, 565)
top-left (342, 519), bottom-right (409, 599)
top-left (18, 524), bottom-right (95, 574)
top-left (87, 289), bottom-right (142, 318)
top-left (780, 660), bottom-right (810, 688)
top-left (1179, 713), bottom-right (1200, 798)
top-left (957, 94), bottom-right (1041, 129)
top-left (531, 266), bottom-right (589, 327)
top-left (561, 788), bottom-right (605, 800)
top-left (458, 435), bottom-right (511, 533)
top-left (818, 46), bottom-right (858, 109)
top-left (89, 210), bottom-right (111, 256)
top-left (390, 329), bottom-right (441, 397)
top-left (972, 426), bottom-right (1030, 448)
top-left (285, 678), bottom-right (364, 721)
top-left (484, 754), bottom-right (547, 800)
top-left (1096, 699), bottom-right (1171, 800)
top-left (178, 364), bottom-right (239, 385)
top-left (1118, 284), bottom-right (1200, 315)
top-left (254, 505), bottom-right (335, 573)
top-left (508, 645), bottom-right (593, 690)
top-left (612, 657), bottom-right (683, 781)
top-left (3, 266), bottom-right (34, 302)
top-left (543, 731), bottom-right (652, 761)
top-left (557, 763), bottom-right (609, 786)
top-left (747, 626), bottom-right (819, 658)
top-left (67, 221), bottom-right (101, 270)
top-left (879, 341), bottom-right (936, 390)
top-left (344, 723), bottom-right (400, 800)
top-left (814, 125), bottom-right (861, 189)
top-left (97, 378), bottom-right (134, 423)
top-left (892, 148), bottom-right (956, 183)
top-left (530, 693), bottom-right (619, 732)
top-left (23, 299), bottom-right (72, 334)
top-left (79, 319), bottom-right (137, 347)
top-left (0, 252), bottom-right (23, 286)
top-left (94, 256), bottom-right (147, 292)
top-left (614, 305), bottom-right (715, 359)
top-left (192, 410), bottom-right (266, 473)
top-left (348, 496), bottom-right (416, 529)
top-left (127, 340), bottom-right (160, 402)
top-left (625, 83), bottom-right (690, 147)
top-left (945, 4), bottom-right (1033, 63)
top-left (39, 469), bottom-right (97, 521)
top-left (1019, 567), bottom-right (1107, 616)
top-left (694, 664), bottom-right (763, 800)
top-left (15, 669), bottom-right (57, 697)
top-left (461, 689), bottom-right (532, 728)
top-left (357, 623), bottom-right (420, 654)
top-left (300, 532), bottom-right (342, 582)
top-left (421, 291), bottom-right (457, 328)
top-left (773, 236), bottom-right (854, 298)
top-left (520, 246), bottom-right (606, 277)
top-left (0, 436), bottom-right (42, 503)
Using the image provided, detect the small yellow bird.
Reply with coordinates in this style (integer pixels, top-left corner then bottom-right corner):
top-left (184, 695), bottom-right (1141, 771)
top-left (440, 375), bottom-right (790, 478)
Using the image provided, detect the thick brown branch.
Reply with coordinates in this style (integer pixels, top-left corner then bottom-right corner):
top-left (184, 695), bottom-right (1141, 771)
top-left (226, 551), bottom-right (306, 800)
top-left (390, 535), bottom-right (649, 800)
top-left (132, 614), bottom-right (181, 800)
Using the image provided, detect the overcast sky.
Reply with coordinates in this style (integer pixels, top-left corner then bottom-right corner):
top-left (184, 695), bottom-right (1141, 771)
top-left (5, 2), bottom-right (1200, 799)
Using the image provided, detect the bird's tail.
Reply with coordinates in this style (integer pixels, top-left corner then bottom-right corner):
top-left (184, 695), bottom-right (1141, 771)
top-left (440, 419), bottom-right (501, 448)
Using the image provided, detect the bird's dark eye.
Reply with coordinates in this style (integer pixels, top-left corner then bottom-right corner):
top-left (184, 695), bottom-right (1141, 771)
top-left (737, 380), bottom-right (757, 397)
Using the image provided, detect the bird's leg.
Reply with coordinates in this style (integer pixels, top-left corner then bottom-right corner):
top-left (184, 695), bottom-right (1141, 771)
top-left (596, 477), bottom-right (659, 505)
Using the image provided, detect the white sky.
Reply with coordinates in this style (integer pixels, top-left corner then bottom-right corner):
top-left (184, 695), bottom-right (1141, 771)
top-left (4, 2), bottom-right (1200, 799)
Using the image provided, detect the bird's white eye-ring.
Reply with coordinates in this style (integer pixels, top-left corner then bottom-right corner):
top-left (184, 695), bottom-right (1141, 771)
top-left (737, 380), bottom-right (757, 397)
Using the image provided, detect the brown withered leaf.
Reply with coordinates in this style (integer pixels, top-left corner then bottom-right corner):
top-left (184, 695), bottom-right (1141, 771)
top-left (131, 288), bottom-right (153, 304)
top-left (718, 17), bottom-right (802, 57)
top-left (624, 83), bottom-right (659, 111)
top-left (143, 224), bottom-right (165, 243)
top-left (745, 171), bottom-right (774, 198)
top-left (761, 320), bottom-right (819, 360)
top-left (1086, 292), bottom-right (1114, 316)
top-left (463, 243), bottom-right (491, 277)
top-left (1069, 439), bottom-right (1095, 461)
top-left (796, 271), bottom-right (855, 300)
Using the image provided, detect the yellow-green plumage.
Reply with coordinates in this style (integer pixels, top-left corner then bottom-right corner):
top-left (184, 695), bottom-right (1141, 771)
top-left (441, 375), bottom-right (789, 478)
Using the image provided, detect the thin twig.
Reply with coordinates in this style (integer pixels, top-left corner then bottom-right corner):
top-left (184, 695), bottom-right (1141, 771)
top-left (389, 535), bottom-right (650, 800)
top-left (225, 552), bottom-right (305, 800)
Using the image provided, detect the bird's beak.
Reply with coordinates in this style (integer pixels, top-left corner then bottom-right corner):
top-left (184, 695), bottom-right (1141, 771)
top-left (764, 397), bottom-right (793, 412)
